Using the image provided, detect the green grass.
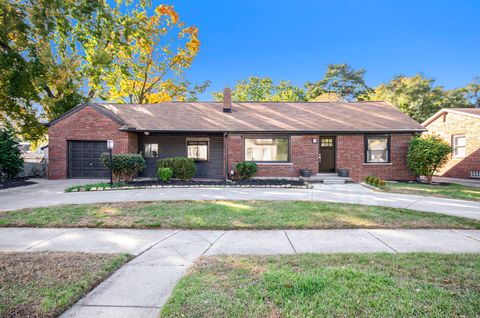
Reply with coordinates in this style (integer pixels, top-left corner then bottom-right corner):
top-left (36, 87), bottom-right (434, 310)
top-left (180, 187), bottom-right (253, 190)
top-left (0, 252), bottom-right (130, 317)
top-left (161, 254), bottom-right (480, 318)
top-left (65, 182), bottom-right (127, 192)
top-left (1, 200), bottom-right (479, 229)
top-left (383, 182), bottom-right (480, 201)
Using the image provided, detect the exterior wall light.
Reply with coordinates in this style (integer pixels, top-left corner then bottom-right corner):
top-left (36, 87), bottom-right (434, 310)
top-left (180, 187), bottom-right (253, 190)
top-left (144, 131), bottom-right (150, 135)
top-left (312, 138), bottom-right (318, 144)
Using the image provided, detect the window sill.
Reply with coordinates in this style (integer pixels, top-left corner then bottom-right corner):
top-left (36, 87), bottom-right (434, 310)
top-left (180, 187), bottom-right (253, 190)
top-left (362, 162), bottom-right (393, 166)
top-left (255, 162), bottom-right (293, 165)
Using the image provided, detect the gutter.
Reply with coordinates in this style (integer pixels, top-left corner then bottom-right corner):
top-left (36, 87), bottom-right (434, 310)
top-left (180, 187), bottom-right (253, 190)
top-left (118, 129), bottom-right (427, 134)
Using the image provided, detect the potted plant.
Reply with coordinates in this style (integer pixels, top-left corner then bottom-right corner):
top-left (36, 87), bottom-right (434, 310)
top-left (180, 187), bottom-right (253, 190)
top-left (338, 168), bottom-right (349, 177)
top-left (300, 169), bottom-right (311, 177)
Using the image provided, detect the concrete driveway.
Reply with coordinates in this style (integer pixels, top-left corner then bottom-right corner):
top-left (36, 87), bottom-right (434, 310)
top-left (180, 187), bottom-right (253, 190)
top-left (1, 178), bottom-right (480, 220)
top-left (1, 227), bottom-right (479, 318)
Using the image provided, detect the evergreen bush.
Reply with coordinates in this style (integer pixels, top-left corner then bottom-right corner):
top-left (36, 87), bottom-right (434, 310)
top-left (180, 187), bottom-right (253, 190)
top-left (101, 153), bottom-right (145, 182)
top-left (0, 126), bottom-right (23, 181)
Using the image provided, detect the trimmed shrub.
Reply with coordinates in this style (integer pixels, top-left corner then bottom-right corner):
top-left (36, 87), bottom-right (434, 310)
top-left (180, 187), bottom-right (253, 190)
top-left (157, 157), bottom-right (196, 180)
top-left (0, 126), bottom-right (23, 181)
top-left (235, 162), bottom-right (257, 180)
top-left (157, 167), bottom-right (173, 182)
top-left (407, 135), bottom-right (452, 183)
top-left (101, 153), bottom-right (145, 182)
top-left (364, 175), bottom-right (386, 188)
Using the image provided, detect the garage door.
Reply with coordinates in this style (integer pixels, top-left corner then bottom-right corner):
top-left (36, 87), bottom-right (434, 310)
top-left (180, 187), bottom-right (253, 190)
top-left (68, 141), bottom-right (109, 178)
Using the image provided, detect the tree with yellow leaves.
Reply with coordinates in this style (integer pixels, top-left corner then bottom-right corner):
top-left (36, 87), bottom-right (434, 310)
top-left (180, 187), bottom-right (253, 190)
top-left (97, 3), bottom-right (202, 104)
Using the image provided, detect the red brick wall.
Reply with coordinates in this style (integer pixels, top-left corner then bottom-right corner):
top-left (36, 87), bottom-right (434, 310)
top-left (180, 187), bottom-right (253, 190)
top-left (424, 112), bottom-right (480, 178)
top-left (48, 105), bottom-right (138, 179)
top-left (226, 134), bottom-right (319, 178)
top-left (226, 133), bottom-right (414, 181)
top-left (336, 134), bottom-right (415, 182)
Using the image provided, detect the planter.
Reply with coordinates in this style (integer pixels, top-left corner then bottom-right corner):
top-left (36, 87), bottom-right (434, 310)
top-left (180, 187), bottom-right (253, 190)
top-left (338, 168), bottom-right (349, 177)
top-left (300, 169), bottom-right (311, 177)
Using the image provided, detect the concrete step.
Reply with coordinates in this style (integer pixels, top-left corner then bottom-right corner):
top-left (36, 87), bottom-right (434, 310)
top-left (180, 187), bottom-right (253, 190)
top-left (301, 175), bottom-right (352, 183)
top-left (323, 179), bottom-right (346, 184)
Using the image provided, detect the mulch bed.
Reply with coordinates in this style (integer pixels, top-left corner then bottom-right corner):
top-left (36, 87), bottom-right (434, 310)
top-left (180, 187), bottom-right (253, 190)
top-left (70, 179), bottom-right (308, 192)
top-left (128, 179), bottom-right (306, 187)
top-left (0, 177), bottom-right (36, 190)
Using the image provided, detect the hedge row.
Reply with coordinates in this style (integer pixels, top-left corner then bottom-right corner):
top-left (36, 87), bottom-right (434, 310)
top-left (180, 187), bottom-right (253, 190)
top-left (157, 157), bottom-right (196, 180)
top-left (364, 175), bottom-right (386, 187)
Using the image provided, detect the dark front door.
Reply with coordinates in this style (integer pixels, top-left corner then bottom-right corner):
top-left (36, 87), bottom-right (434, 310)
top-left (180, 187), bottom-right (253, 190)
top-left (319, 137), bottom-right (335, 173)
top-left (68, 141), bottom-right (109, 178)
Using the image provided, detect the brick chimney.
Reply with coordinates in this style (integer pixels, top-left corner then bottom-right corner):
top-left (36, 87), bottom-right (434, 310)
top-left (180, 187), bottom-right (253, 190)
top-left (223, 87), bottom-right (232, 113)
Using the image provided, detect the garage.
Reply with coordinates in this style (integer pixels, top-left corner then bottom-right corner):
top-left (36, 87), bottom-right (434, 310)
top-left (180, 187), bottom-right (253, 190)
top-left (68, 141), bottom-right (110, 178)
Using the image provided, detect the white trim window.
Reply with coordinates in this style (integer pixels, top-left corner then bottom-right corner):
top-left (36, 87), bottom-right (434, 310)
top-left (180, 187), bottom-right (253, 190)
top-left (452, 135), bottom-right (466, 158)
top-left (245, 138), bottom-right (289, 162)
top-left (365, 136), bottom-right (390, 163)
top-left (187, 139), bottom-right (208, 161)
top-left (144, 143), bottom-right (158, 158)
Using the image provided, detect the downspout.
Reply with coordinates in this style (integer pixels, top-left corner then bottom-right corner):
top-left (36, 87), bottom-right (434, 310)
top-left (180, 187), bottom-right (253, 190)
top-left (224, 131), bottom-right (228, 183)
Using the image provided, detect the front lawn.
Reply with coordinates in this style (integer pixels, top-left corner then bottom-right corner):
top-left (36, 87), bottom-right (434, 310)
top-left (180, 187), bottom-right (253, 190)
top-left (382, 182), bottom-right (480, 201)
top-left (161, 254), bottom-right (480, 318)
top-left (0, 252), bottom-right (129, 317)
top-left (1, 200), bottom-right (479, 229)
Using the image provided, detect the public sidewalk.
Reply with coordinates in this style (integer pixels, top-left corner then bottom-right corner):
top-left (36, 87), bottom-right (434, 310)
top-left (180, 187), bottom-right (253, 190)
top-left (1, 227), bottom-right (479, 318)
top-left (1, 179), bottom-right (480, 220)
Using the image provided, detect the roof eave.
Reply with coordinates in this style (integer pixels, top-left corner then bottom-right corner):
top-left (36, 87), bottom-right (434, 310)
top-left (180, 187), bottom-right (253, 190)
top-left (119, 128), bottom-right (426, 134)
top-left (423, 108), bottom-right (480, 127)
top-left (46, 102), bottom-right (126, 127)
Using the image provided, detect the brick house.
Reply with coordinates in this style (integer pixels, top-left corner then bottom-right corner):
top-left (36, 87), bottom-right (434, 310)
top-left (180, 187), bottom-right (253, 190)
top-left (47, 88), bottom-right (425, 182)
top-left (422, 108), bottom-right (480, 179)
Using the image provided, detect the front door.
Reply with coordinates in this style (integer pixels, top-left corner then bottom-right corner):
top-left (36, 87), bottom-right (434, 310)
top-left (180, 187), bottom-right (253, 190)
top-left (318, 137), bottom-right (335, 173)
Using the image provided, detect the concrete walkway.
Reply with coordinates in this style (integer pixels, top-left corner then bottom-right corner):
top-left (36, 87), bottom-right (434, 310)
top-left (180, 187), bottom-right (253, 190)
top-left (1, 227), bottom-right (479, 317)
top-left (1, 178), bottom-right (480, 220)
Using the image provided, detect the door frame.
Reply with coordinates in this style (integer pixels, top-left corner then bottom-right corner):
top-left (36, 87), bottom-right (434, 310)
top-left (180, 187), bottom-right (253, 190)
top-left (318, 136), bottom-right (336, 173)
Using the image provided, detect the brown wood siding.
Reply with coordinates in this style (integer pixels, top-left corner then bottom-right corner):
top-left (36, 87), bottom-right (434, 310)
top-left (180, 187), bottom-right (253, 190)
top-left (138, 134), bottom-right (224, 179)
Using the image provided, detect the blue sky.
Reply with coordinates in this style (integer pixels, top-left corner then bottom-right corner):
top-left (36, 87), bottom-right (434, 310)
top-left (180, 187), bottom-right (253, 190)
top-left (158, 0), bottom-right (480, 100)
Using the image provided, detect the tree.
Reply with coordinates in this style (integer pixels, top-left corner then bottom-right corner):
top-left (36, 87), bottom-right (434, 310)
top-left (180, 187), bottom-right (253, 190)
top-left (367, 74), bottom-right (477, 122)
top-left (0, 125), bottom-right (23, 181)
top-left (407, 135), bottom-right (452, 183)
top-left (466, 77), bottom-right (480, 108)
top-left (310, 92), bottom-right (344, 102)
top-left (212, 77), bottom-right (306, 102)
top-left (171, 80), bottom-right (211, 102)
top-left (0, 0), bottom-right (114, 140)
top-left (442, 88), bottom-right (472, 109)
top-left (102, 4), bottom-right (202, 104)
top-left (1, 1), bottom-right (203, 141)
top-left (367, 74), bottom-right (447, 123)
top-left (305, 64), bottom-right (371, 101)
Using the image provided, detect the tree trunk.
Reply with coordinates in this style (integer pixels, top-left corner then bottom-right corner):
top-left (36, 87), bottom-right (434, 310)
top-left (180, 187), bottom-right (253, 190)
top-left (426, 175), bottom-right (433, 184)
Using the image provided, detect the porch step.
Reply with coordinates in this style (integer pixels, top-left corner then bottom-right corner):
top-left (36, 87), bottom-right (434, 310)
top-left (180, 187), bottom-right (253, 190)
top-left (301, 173), bottom-right (352, 184)
top-left (323, 179), bottom-right (346, 184)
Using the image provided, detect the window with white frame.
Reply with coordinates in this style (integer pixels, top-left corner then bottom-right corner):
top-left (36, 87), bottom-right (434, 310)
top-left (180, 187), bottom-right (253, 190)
top-left (365, 136), bottom-right (390, 163)
top-left (144, 143), bottom-right (158, 157)
top-left (187, 140), bottom-right (208, 161)
top-left (452, 135), bottom-right (466, 158)
top-left (245, 138), bottom-right (289, 162)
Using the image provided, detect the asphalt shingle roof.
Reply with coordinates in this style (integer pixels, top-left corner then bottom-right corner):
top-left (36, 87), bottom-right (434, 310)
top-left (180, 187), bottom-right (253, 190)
top-left (92, 101), bottom-right (425, 133)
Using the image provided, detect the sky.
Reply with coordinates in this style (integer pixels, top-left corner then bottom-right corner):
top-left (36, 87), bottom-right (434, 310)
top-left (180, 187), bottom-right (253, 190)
top-left (154, 0), bottom-right (480, 100)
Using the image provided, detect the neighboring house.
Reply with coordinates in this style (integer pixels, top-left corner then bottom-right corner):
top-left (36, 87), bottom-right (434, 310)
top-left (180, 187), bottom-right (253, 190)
top-left (46, 88), bottom-right (425, 182)
top-left (422, 108), bottom-right (480, 179)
